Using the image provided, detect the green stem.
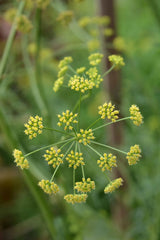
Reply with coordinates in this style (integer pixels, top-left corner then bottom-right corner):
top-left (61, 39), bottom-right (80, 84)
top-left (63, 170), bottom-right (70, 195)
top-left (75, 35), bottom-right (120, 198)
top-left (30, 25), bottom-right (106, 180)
top-left (86, 144), bottom-right (103, 158)
top-left (0, 0), bottom-right (26, 79)
top-left (23, 171), bottom-right (55, 239)
top-left (44, 127), bottom-right (73, 136)
top-left (72, 93), bottom-right (90, 113)
top-left (102, 65), bottom-right (115, 78)
top-left (87, 118), bottom-right (101, 130)
top-left (73, 168), bottom-right (75, 194)
top-left (68, 65), bottom-right (77, 74)
top-left (25, 137), bottom-right (75, 157)
top-left (50, 141), bottom-right (75, 182)
top-left (92, 117), bottom-right (131, 132)
top-left (78, 92), bottom-right (81, 131)
top-left (78, 143), bottom-right (85, 179)
top-left (90, 141), bottom-right (127, 155)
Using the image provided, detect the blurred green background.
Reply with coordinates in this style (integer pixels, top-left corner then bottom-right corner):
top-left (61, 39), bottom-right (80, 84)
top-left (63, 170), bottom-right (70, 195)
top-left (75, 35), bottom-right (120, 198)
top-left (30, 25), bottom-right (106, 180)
top-left (0, 0), bottom-right (160, 239)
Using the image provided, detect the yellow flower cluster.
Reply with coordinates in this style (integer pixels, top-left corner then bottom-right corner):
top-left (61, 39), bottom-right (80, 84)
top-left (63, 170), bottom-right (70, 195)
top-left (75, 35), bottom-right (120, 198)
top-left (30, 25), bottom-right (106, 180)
top-left (77, 129), bottom-right (95, 145)
top-left (87, 39), bottom-right (100, 52)
top-left (98, 102), bottom-right (119, 122)
top-left (66, 151), bottom-right (84, 169)
top-left (16, 15), bottom-right (33, 33)
top-left (44, 148), bottom-right (64, 168)
top-left (68, 75), bottom-right (94, 93)
top-left (58, 56), bottom-right (73, 69)
top-left (97, 153), bottom-right (117, 172)
top-left (76, 67), bottom-right (86, 74)
top-left (13, 149), bottom-right (29, 170)
top-left (129, 105), bottom-right (143, 126)
top-left (108, 55), bottom-right (125, 68)
top-left (38, 180), bottom-right (59, 194)
top-left (104, 178), bottom-right (123, 194)
top-left (57, 110), bottom-right (78, 131)
top-left (53, 77), bottom-right (64, 92)
top-left (57, 11), bottom-right (74, 25)
top-left (64, 194), bottom-right (88, 204)
top-left (4, 8), bottom-right (16, 23)
top-left (88, 53), bottom-right (103, 66)
top-left (36, 0), bottom-right (50, 9)
top-left (86, 67), bottom-right (103, 88)
top-left (126, 144), bottom-right (141, 165)
top-left (113, 37), bottom-right (126, 52)
top-left (74, 178), bottom-right (95, 193)
top-left (79, 16), bottom-right (110, 28)
top-left (103, 28), bottom-right (113, 37)
top-left (24, 115), bottom-right (43, 139)
top-left (58, 66), bottom-right (68, 78)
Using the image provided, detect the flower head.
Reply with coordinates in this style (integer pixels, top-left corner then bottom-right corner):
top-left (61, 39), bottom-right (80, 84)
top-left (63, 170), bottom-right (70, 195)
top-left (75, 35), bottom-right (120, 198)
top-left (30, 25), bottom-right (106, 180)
top-left (13, 149), bottom-right (29, 170)
top-left (24, 115), bottom-right (43, 139)
top-left (74, 178), bottom-right (95, 193)
top-left (86, 67), bottom-right (103, 88)
top-left (88, 53), bottom-right (103, 66)
top-left (57, 10), bottom-right (74, 25)
top-left (104, 178), bottom-right (123, 194)
top-left (87, 39), bottom-right (100, 52)
top-left (77, 129), bottom-right (95, 145)
top-left (58, 56), bottom-right (73, 69)
top-left (53, 77), bottom-right (64, 92)
top-left (126, 144), bottom-right (141, 165)
top-left (44, 148), bottom-right (64, 168)
top-left (57, 110), bottom-right (78, 131)
top-left (98, 102), bottom-right (119, 122)
top-left (97, 153), bottom-right (117, 172)
top-left (108, 55), bottom-right (125, 68)
top-left (66, 151), bottom-right (84, 169)
top-left (68, 75), bottom-right (94, 93)
top-left (129, 105), bottom-right (143, 126)
top-left (76, 67), bottom-right (86, 74)
top-left (36, 0), bottom-right (50, 9)
top-left (4, 8), bottom-right (16, 23)
top-left (16, 15), bottom-right (33, 33)
top-left (38, 180), bottom-right (59, 194)
top-left (64, 194), bottom-right (88, 204)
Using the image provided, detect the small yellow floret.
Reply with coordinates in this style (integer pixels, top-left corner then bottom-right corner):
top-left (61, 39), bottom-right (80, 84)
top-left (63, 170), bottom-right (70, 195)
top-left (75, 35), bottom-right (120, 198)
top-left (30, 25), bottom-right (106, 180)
top-left (44, 148), bottom-right (64, 168)
top-left (13, 149), bottom-right (29, 170)
top-left (76, 67), bottom-right (86, 74)
top-left (126, 144), bottom-right (141, 165)
top-left (88, 53), bottom-right (103, 66)
top-left (98, 102), bottom-right (119, 122)
top-left (129, 105), bottom-right (143, 126)
top-left (74, 178), bottom-right (95, 193)
top-left (64, 194), bottom-right (87, 204)
top-left (38, 180), bottom-right (59, 194)
top-left (108, 55), bottom-right (125, 68)
top-left (57, 110), bottom-right (78, 131)
top-left (104, 178), bottom-right (123, 194)
top-left (77, 129), bottom-right (95, 145)
top-left (66, 151), bottom-right (84, 169)
top-left (97, 153), bottom-right (117, 172)
top-left (24, 115), bottom-right (43, 139)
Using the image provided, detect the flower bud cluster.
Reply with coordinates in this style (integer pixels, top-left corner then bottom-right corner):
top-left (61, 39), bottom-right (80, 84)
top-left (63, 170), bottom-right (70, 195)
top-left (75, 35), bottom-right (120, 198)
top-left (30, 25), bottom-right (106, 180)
top-left (104, 178), bottom-right (123, 194)
top-left (13, 149), bottom-right (29, 169)
top-left (64, 194), bottom-right (88, 204)
top-left (44, 148), bottom-right (64, 168)
top-left (57, 110), bottom-right (78, 131)
top-left (86, 67), bottom-right (103, 88)
top-left (74, 178), bottom-right (95, 193)
top-left (88, 53), bottom-right (103, 66)
top-left (53, 77), bottom-right (64, 92)
top-left (16, 15), bottom-right (33, 33)
top-left (77, 129), bottom-right (95, 145)
top-left (126, 144), bottom-right (141, 165)
top-left (108, 55), bottom-right (125, 68)
top-left (129, 105), bottom-right (143, 126)
top-left (66, 151), bottom-right (84, 169)
top-left (38, 180), bottom-right (59, 194)
top-left (97, 153), bottom-right (117, 172)
top-left (24, 115), bottom-right (43, 139)
top-left (57, 11), bottom-right (74, 25)
top-left (68, 75), bottom-right (94, 93)
top-left (98, 102), bottom-right (119, 122)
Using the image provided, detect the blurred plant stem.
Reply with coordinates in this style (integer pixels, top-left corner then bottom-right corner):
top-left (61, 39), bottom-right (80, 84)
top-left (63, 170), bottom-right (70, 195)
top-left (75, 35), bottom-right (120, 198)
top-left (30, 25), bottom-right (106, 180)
top-left (0, 1), bottom-right (25, 79)
top-left (146, 0), bottom-right (160, 28)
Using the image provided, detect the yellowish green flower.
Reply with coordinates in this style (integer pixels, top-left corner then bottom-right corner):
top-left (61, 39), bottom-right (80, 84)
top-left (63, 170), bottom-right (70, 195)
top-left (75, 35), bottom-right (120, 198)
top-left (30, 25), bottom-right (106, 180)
top-left (76, 67), bottom-right (86, 74)
top-left (57, 110), bottom-right (78, 131)
top-left (104, 178), bottom-right (123, 194)
top-left (113, 37), bottom-right (126, 52)
top-left (88, 53), bottom-right (103, 66)
top-left (77, 129), bottom-right (95, 145)
top-left (53, 77), bottom-right (64, 92)
top-left (44, 148), bottom-right (64, 168)
top-left (78, 16), bottom-right (91, 27)
top-left (16, 15), bottom-right (33, 33)
top-left (74, 178), bottom-right (95, 193)
top-left (66, 151), bottom-right (84, 169)
top-left (4, 8), bottom-right (16, 23)
top-left (24, 115), bottom-right (43, 139)
top-left (93, 16), bottom-right (110, 26)
top-left (129, 105), bottom-right (143, 126)
top-left (58, 56), bottom-right (73, 69)
top-left (103, 28), bottom-right (114, 37)
top-left (68, 75), bottom-right (94, 93)
top-left (126, 144), bottom-right (141, 165)
top-left (13, 149), bottom-right (29, 170)
top-left (58, 66), bottom-right (68, 78)
top-left (86, 67), bottom-right (103, 88)
top-left (97, 153), bottom-right (117, 172)
top-left (98, 102), bottom-right (119, 122)
top-left (64, 194), bottom-right (88, 204)
top-left (57, 11), bottom-right (74, 25)
top-left (108, 55), bottom-right (125, 68)
top-left (87, 39), bottom-right (100, 52)
top-left (36, 0), bottom-right (50, 9)
top-left (38, 180), bottom-right (59, 194)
